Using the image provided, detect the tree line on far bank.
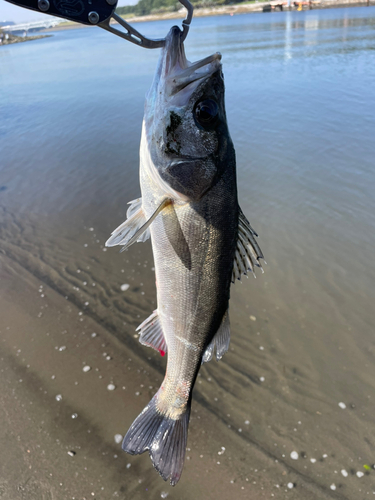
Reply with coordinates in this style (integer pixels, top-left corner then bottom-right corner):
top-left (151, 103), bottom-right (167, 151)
top-left (116, 0), bottom-right (249, 17)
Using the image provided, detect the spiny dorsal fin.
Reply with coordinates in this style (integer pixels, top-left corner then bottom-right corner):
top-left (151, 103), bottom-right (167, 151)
top-left (105, 198), bottom-right (170, 251)
top-left (136, 310), bottom-right (167, 357)
top-left (202, 310), bottom-right (230, 363)
top-left (232, 208), bottom-right (264, 283)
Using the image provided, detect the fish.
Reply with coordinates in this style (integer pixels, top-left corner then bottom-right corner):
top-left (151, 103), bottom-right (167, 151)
top-left (105, 25), bottom-right (264, 486)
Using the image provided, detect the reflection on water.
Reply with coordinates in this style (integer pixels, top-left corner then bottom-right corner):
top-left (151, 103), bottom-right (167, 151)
top-left (218, 9), bottom-right (375, 58)
top-left (1, 6), bottom-right (375, 499)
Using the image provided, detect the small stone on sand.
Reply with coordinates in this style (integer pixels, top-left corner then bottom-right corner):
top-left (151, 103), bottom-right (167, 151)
top-left (114, 434), bottom-right (123, 444)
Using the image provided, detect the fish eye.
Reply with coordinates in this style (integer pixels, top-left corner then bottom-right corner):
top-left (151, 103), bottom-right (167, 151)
top-left (194, 99), bottom-right (219, 128)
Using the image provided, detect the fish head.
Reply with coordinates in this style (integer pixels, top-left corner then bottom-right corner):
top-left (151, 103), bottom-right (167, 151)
top-left (144, 26), bottom-right (235, 202)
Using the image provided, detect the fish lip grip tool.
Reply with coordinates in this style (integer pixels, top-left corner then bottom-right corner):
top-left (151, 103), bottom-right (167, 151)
top-left (4, 0), bottom-right (193, 48)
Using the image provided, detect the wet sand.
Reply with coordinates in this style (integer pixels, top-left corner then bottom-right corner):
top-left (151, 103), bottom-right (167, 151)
top-left (1, 205), bottom-right (374, 500)
top-left (0, 212), bottom-right (294, 500)
top-left (0, 215), bottom-right (256, 500)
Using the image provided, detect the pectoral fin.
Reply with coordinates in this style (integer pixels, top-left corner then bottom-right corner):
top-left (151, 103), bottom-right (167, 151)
top-left (136, 310), bottom-right (167, 357)
top-left (232, 208), bottom-right (264, 282)
top-left (105, 198), bottom-right (170, 252)
top-left (202, 310), bottom-right (230, 363)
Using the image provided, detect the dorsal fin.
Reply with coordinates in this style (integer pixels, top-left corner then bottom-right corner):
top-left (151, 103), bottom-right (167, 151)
top-left (232, 208), bottom-right (264, 283)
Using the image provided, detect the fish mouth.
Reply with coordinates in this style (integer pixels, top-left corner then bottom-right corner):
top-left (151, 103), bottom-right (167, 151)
top-left (172, 53), bottom-right (222, 94)
top-left (168, 156), bottom-right (207, 166)
top-left (163, 26), bottom-right (222, 96)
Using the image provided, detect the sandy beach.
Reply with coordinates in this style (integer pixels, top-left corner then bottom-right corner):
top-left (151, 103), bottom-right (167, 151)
top-left (0, 212), bottom-right (309, 500)
top-left (1, 208), bottom-right (352, 500)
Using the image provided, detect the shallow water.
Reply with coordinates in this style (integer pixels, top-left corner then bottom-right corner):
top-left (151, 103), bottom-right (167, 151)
top-left (1, 6), bottom-right (375, 499)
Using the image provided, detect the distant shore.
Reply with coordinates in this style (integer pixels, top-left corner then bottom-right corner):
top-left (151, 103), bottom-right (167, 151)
top-left (0, 33), bottom-right (51, 45)
top-left (121, 0), bottom-right (373, 23)
top-left (42, 0), bottom-right (374, 32)
top-left (3, 0), bottom-right (373, 41)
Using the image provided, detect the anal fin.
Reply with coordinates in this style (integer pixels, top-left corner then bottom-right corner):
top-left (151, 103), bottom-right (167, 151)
top-left (136, 310), bottom-right (167, 356)
top-left (202, 310), bottom-right (230, 363)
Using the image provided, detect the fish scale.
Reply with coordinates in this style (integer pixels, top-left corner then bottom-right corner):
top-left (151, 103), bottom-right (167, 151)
top-left (148, 177), bottom-right (238, 419)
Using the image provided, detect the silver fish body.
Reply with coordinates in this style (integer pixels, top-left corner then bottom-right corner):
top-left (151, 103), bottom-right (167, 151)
top-left (106, 26), bottom-right (263, 485)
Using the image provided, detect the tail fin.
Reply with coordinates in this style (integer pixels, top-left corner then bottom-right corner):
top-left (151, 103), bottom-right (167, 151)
top-left (122, 394), bottom-right (191, 486)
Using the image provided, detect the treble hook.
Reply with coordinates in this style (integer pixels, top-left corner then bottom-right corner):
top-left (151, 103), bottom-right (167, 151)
top-left (100, 0), bottom-right (194, 48)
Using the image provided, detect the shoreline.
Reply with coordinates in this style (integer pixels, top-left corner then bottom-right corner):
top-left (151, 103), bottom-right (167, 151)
top-left (42, 0), bottom-right (374, 32)
top-left (0, 33), bottom-right (51, 44)
top-left (2, 0), bottom-right (374, 41)
top-left (122, 0), bottom-right (374, 23)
